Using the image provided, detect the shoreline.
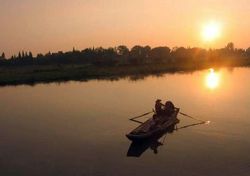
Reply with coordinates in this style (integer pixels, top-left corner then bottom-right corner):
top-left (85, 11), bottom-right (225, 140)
top-left (0, 63), bottom-right (249, 87)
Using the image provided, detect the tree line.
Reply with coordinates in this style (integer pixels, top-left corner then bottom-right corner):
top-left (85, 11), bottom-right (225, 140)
top-left (1, 43), bottom-right (250, 67)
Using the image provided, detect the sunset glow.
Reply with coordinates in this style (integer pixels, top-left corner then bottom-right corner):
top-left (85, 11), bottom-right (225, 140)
top-left (1, 0), bottom-right (250, 175)
top-left (202, 21), bottom-right (221, 42)
top-left (1, 0), bottom-right (250, 56)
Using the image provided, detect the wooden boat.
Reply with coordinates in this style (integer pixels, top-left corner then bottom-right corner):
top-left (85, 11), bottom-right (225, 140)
top-left (126, 109), bottom-right (180, 141)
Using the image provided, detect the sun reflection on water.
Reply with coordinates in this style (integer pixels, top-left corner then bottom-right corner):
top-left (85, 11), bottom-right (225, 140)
top-left (205, 68), bottom-right (220, 89)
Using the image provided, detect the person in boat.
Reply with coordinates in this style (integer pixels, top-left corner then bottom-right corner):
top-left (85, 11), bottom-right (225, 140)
top-left (164, 101), bottom-right (177, 116)
top-left (155, 99), bottom-right (164, 116)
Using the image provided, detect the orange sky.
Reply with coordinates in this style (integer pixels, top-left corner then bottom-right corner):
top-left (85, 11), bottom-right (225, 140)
top-left (0, 0), bottom-right (250, 57)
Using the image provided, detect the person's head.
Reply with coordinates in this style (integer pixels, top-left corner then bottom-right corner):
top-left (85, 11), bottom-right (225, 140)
top-left (156, 99), bottom-right (161, 104)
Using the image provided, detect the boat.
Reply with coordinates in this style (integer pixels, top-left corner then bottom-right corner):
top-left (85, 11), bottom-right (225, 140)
top-left (126, 109), bottom-right (180, 141)
top-left (127, 121), bottom-right (178, 157)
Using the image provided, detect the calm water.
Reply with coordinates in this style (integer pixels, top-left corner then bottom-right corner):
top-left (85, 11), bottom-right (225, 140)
top-left (0, 67), bottom-right (250, 176)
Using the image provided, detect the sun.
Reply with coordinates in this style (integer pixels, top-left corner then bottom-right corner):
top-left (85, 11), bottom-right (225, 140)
top-left (202, 21), bottom-right (221, 42)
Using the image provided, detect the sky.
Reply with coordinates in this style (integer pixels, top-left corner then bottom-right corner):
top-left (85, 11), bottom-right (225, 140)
top-left (0, 0), bottom-right (250, 57)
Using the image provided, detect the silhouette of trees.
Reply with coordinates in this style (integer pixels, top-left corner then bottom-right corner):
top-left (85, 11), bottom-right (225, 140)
top-left (91, 47), bottom-right (118, 66)
top-left (18, 52), bottom-right (21, 59)
top-left (29, 51), bottom-right (33, 58)
top-left (149, 47), bottom-right (171, 63)
top-left (1, 52), bottom-right (5, 59)
top-left (246, 47), bottom-right (250, 57)
top-left (226, 42), bottom-right (234, 51)
top-left (0, 42), bottom-right (249, 67)
top-left (129, 45), bottom-right (151, 64)
top-left (0, 52), bottom-right (5, 60)
top-left (117, 45), bottom-right (129, 56)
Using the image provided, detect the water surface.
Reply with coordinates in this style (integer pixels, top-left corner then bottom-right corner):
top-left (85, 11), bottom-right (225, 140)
top-left (0, 67), bottom-right (250, 176)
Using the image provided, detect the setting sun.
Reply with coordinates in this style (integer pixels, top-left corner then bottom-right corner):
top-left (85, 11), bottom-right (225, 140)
top-left (202, 21), bottom-right (221, 42)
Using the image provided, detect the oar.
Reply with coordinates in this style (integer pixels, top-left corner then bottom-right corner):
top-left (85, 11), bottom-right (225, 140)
top-left (176, 121), bottom-right (207, 130)
top-left (160, 121), bottom-right (208, 144)
top-left (130, 119), bottom-right (143, 124)
top-left (129, 110), bottom-right (154, 121)
top-left (179, 112), bottom-right (209, 123)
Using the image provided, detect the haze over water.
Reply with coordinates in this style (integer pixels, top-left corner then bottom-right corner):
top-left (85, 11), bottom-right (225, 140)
top-left (0, 67), bottom-right (250, 175)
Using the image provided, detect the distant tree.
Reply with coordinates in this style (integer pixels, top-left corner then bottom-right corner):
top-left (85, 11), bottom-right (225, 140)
top-left (129, 45), bottom-right (151, 64)
top-left (37, 53), bottom-right (43, 58)
top-left (117, 45), bottom-right (129, 56)
top-left (129, 45), bottom-right (144, 64)
top-left (225, 42), bottom-right (234, 51)
top-left (246, 47), bottom-right (250, 57)
top-left (171, 47), bottom-right (186, 57)
top-left (143, 46), bottom-right (151, 58)
top-left (1, 52), bottom-right (5, 59)
top-left (94, 47), bottom-right (118, 66)
top-left (130, 45), bottom-right (143, 57)
top-left (18, 52), bottom-right (21, 59)
top-left (22, 51), bottom-right (25, 58)
top-left (45, 51), bottom-right (51, 57)
top-left (28, 51), bottom-right (33, 58)
top-left (234, 48), bottom-right (245, 56)
top-left (149, 46), bottom-right (171, 63)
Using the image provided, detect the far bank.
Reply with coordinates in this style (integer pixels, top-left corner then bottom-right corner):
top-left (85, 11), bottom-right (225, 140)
top-left (0, 61), bottom-right (249, 86)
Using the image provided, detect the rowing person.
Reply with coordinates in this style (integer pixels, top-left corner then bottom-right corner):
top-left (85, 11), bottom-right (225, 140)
top-left (164, 101), bottom-right (179, 116)
top-left (155, 99), bottom-right (165, 116)
top-left (151, 99), bottom-right (164, 129)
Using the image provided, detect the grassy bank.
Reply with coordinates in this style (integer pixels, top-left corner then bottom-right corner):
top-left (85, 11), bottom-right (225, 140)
top-left (0, 62), bottom-right (249, 86)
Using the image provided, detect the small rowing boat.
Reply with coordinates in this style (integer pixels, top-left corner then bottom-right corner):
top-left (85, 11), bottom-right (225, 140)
top-left (126, 109), bottom-right (180, 141)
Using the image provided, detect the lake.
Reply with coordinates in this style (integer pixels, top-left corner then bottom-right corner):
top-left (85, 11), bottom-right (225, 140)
top-left (0, 67), bottom-right (250, 176)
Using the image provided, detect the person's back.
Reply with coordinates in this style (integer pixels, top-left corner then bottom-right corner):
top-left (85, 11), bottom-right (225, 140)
top-left (155, 99), bottom-right (164, 116)
top-left (164, 101), bottom-right (175, 116)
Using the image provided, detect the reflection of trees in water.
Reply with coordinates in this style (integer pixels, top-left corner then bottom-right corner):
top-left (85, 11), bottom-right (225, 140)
top-left (0, 68), bottom-right (208, 87)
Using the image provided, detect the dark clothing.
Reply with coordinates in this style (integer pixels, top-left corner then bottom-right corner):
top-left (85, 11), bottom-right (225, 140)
top-left (164, 101), bottom-right (175, 116)
top-left (155, 102), bottom-right (164, 116)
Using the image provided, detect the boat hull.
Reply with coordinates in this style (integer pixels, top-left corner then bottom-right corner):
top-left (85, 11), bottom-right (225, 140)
top-left (126, 109), bottom-right (179, 141)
